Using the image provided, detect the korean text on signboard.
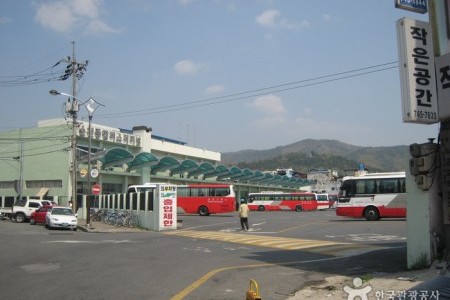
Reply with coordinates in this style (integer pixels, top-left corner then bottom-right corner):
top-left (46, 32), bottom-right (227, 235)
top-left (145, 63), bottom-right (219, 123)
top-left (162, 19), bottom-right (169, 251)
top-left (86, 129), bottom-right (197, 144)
top-left (396, 17), bottom-right (439, 124)
top-left (436, 53), bottom-right (450, 120)
top-left (158, 185), bottom-right (177, 230)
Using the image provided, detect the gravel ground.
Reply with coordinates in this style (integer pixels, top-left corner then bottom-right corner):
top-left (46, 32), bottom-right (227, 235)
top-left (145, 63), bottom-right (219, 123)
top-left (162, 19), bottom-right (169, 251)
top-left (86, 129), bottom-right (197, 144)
top-left (287, 263), bottom-right (447, 300)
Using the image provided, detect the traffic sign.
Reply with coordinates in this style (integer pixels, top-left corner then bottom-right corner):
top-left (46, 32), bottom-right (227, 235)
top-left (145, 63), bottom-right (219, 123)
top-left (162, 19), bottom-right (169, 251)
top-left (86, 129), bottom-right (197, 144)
top-left (395, 0), bottom-right (427, 14)
top-left (92, 184), bottom-right (101, 195)
top-left (80, 168), bottom-right (88, 178)
top-left (90, 168), bottom-right (99, 178)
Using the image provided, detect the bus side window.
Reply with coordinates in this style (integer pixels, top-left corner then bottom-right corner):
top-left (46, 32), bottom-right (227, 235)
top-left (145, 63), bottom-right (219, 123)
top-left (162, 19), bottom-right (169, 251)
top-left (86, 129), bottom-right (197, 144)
top-left (365, 180), bottom-right (376, 194)
top-left (341, 180), bottom-right (355, 197)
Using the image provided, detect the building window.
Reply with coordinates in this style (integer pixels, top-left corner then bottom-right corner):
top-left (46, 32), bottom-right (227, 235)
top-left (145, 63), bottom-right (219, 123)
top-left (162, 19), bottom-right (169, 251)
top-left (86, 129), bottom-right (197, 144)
top-left (26, 180), bottom-right (63, 188)
top-left (103, 183), bottom-right (122, 194)
top-left (0, 181), bottom-right (15, 189)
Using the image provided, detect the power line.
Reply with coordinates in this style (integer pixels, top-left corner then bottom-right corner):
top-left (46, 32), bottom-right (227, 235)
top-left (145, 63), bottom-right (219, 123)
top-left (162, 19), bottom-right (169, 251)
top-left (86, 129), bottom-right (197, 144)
top-left (97, 61), bottom-right (399, 119)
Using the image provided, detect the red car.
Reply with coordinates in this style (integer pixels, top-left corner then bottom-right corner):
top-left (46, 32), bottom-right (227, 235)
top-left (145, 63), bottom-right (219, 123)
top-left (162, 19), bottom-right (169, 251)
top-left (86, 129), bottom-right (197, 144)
top-left (30, 205), bottom-right (53, 225)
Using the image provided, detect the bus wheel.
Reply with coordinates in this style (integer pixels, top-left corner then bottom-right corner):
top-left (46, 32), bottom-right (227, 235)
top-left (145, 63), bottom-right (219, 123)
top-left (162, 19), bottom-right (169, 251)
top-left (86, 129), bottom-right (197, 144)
top-left (364, 207), bottom-right (380, 221)
top-left (198, 206), bottom-right (209, 216)
top-left (258, 205), bottom-right (265, 211)
top-left (295, 205), bottom-right (303, 212)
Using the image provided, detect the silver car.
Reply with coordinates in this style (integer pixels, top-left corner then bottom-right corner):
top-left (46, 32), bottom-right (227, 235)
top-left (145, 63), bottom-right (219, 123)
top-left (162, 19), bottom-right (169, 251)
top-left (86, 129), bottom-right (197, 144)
top-left (45, 207), bottom-right (78, 231)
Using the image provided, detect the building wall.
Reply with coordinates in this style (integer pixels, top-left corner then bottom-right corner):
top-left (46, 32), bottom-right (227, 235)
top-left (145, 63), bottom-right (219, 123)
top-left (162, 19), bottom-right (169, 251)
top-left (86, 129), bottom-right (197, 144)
top-left (0, 119), bottom-right (304, 207)
top-left (0, 124), bottom-right (71, 200)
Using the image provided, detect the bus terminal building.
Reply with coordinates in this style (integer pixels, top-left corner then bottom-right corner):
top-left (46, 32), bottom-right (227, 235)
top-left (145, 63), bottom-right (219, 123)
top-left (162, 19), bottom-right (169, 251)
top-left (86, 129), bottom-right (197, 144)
top-left (0, 118), bottom-right (311, 208)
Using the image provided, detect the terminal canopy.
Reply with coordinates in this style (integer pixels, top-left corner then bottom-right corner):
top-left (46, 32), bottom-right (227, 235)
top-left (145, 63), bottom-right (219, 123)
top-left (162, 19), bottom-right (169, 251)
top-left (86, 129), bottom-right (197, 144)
top-left (96, 148), bottom-right (312, 189)
top-left (204, 164), bottom-right (229, 179)
top-left (128, 152), bottom-right (159, 170)
top-left (188, 162), bottom-right (215, 178)
top-left (171, 159), bottom-right (199, 175)
top-left (100, 147), bottom-right (134, 168)
top-left (151, 156), bottom-right (180, 174)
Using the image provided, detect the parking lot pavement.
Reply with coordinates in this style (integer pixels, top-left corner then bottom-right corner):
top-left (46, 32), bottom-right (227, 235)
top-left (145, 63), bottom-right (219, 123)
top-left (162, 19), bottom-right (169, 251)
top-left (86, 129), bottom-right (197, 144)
top-left (287, 260), bottom-right (449, 300)
top-left (77, 219), bottom-right (147, 233)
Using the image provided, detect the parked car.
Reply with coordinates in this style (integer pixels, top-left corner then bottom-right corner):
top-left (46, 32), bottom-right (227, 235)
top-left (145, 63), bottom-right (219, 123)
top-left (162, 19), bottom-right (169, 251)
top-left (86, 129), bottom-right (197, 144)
top-left (42, 200), bottom-right (58, 206)
top-left (4, 199), bottom-right (46, 223)
top-left (45, 206), bottom-right (78, 231)
top-left (30, 205), bottom-right (53, 225)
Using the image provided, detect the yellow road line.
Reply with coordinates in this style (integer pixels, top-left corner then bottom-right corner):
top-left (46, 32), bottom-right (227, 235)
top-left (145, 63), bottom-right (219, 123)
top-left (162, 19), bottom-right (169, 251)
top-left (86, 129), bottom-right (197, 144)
top-left (276, 220), bottom-right (329, 233)
top-left (166, 229), bottom-right (377, 299)
top-left (169, 262), bottom-right (275, 300)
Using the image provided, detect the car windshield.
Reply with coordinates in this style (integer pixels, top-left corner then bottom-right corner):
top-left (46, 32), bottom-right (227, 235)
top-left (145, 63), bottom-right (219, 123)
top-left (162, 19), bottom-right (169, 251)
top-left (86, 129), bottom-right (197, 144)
top-left (51, 208), bottom-right (74, 216)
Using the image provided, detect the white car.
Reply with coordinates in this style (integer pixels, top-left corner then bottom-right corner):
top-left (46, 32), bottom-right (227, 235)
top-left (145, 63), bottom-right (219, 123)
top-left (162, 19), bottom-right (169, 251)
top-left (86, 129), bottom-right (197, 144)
top-left (45, 207), bottom-right (78, 231)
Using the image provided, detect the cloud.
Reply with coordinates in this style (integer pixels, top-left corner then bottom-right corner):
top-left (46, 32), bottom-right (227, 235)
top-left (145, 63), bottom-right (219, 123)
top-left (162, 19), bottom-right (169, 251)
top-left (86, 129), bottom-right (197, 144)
top-left (34, 0), bottom-right (120, 35)
top-left (35, 2), bottom-right (77, 33)
top-left (249, 95), bottom-right (286, 114)
top-left (0, 16), bottom-right (11, 24)
top-left (322, 14), bottom-right (332, 22)
top-left (204, 84), bottom-right (225, 94)
top-left (178, 0), bottom-right (197, 6)
top-left (256, 9), bottom-right (280, 28)
top-left (256, 9), bottom-right (309, 30)
top-left (248, 95), bottom-right (287, 126)
top-left (71, 0), bottom-right (100, 18)
top-left (87, 19), bottom-right (122, 34)
top-left (174, 60), bottom-right (200, 75)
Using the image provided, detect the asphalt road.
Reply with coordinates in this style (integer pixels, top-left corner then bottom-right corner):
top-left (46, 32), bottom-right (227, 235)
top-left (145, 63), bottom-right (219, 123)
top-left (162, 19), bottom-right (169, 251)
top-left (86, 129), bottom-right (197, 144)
top-left (0, 209), bottom-right (408, 300)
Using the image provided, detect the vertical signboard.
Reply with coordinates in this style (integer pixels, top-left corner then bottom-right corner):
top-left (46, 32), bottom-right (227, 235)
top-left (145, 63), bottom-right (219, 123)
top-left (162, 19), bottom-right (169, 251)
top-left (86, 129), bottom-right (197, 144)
top-left (397, 17), bottom-right (439, 124)
top-left (436, 52), bottom-right (450, 119)
top-left (157, 184), bottom-right (177, 230)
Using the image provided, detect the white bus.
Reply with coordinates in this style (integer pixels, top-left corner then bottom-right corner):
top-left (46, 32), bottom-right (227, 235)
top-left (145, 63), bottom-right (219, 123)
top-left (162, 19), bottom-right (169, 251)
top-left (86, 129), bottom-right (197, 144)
top-left (315, 193), bottom-right (332, 210)
top-left (336, 172), bottom-right (406, 221)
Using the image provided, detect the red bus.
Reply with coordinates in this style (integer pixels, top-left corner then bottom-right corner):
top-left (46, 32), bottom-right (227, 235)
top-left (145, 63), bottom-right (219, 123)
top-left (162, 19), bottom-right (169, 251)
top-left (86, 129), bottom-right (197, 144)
top-left (127, 183), bottom-right (236, 216)
top-left (247, 192), bottom-right (317, 212)
top-left (177, 184), bottom-right (236, 216)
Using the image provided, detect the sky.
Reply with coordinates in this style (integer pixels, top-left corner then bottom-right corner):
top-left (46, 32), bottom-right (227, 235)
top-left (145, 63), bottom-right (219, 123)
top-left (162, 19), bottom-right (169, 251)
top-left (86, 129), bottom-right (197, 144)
top-left (0, 0), bottom-right (440, 153)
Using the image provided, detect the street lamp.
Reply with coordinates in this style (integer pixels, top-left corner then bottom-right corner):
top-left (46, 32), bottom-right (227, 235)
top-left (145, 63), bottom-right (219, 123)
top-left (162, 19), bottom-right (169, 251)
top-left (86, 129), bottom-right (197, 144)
top-left (84, 98), bottom-right (104, 226)
top-left (49, 90), bottom-right (104, 226)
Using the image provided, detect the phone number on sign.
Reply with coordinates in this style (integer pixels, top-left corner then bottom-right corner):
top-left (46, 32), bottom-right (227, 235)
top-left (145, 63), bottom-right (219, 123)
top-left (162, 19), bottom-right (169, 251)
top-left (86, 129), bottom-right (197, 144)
top-left (414, 110), bottom-right (438, 120)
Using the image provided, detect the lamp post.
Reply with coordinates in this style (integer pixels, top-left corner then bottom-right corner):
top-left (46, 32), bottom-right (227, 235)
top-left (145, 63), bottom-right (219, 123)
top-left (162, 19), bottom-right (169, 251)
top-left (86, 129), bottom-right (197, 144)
top-left (84, 98), bottom-right (104, 226)
top-left (49, 90), bottom-right (104, 225)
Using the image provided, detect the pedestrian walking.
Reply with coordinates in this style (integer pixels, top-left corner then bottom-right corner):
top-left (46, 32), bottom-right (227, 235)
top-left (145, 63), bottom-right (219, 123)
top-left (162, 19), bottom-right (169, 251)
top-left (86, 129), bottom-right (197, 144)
top-left (238, 198), bottom-right (249, 231)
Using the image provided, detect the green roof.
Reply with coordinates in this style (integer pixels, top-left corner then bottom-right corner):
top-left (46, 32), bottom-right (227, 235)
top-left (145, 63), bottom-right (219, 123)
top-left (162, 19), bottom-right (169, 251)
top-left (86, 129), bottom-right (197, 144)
top-left (99, 147), bottom-right (134, 168)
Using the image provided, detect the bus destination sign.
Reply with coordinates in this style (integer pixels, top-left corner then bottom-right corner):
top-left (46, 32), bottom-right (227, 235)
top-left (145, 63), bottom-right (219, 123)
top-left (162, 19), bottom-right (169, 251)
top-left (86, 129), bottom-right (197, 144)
top-left (395, 0), bottom-right (428, 14)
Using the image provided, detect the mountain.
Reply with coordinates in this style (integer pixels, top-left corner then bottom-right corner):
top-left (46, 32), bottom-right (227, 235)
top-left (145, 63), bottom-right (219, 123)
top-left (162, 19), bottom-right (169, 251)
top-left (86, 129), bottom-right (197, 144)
top-left (221, 139), bottom-right (409, 174)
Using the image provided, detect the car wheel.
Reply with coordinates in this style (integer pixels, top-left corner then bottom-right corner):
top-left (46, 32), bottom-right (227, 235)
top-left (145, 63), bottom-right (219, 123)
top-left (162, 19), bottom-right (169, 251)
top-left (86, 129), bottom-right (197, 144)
top-left (295, 205), bottom-right (303, 212)
top-left (258, 205), bottom-right (265, 211)
top-left (15, 213), bottom-right (25, 223)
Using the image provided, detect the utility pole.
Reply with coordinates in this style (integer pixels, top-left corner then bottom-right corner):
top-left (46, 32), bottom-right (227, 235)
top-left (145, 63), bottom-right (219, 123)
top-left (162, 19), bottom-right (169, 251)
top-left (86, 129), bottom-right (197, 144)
top-left (58, 41), bottom-right (89, 212)
top-left (13, 141), bottom-right (24, 199)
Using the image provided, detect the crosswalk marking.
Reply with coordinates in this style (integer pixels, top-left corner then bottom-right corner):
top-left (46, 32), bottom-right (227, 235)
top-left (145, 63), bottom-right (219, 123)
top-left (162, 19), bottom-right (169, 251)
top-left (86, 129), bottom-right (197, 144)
top-left (163, 230), bottom-right (366, 252)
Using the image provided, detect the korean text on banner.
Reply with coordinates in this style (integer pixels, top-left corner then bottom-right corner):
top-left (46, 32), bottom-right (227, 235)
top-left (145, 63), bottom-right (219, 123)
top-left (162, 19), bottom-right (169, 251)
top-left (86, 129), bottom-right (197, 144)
top-left (158, 184), bottom-right (177, 230)
top-left (396, 17), bottom-right (439, 124)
